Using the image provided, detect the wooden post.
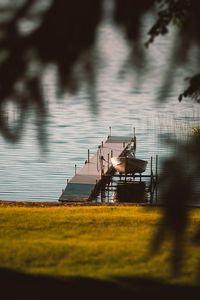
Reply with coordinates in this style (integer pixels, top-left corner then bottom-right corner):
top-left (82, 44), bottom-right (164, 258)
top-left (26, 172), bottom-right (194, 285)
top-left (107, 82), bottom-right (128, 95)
top-left (134, 136), bottom-right (136, 152)
top-left (150, 157), bottom-right (153, 203)
top-left (155, 155), bottom-right (158, 203)
top-left (111, 150), bottom-right (113, 158)
top-left (150, 156), bottom-right (153, 176)
top-left (109, 126), bottom-right (112, 137)
top-left (88, 149), bottom-right (90, 163)
top-left (100, 156), bottom-right (104, 178)
top-left (107, 153), bottom-right (110, 169)
top-left (155, 155), bottom-right (158, 181)
top-left (97, 148), bottom-right (99, 169)
top-left (125, 155), bottom-right (127, 182)
top-left (75, 164), bottom-right (77, 175)
top-left (133, 127), bottom-right (135, 138)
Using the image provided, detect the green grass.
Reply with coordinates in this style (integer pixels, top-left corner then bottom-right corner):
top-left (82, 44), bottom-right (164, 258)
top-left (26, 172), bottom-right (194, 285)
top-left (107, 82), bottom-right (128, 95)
top-left (0, 206), bottom-right (200, 286)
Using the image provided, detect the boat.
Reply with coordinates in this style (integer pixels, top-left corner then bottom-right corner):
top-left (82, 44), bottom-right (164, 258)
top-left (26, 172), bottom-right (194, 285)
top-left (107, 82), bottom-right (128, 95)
top-left (111, 150), bottom-right (147, 174)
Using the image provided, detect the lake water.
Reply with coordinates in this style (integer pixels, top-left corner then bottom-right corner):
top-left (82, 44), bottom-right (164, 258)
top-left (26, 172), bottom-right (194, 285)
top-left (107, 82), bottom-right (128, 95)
top-left (0, 1), bottom-right (200, 201)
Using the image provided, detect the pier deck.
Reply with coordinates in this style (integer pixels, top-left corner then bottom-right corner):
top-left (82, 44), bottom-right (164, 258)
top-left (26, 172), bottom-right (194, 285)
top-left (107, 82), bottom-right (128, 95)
top-left (59, 136), bottom-right (133, 201)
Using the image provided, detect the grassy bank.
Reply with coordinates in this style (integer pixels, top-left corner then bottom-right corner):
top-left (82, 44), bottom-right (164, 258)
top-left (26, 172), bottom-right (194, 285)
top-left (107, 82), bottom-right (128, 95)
top-left (0, 205), bottom-right (200, 287)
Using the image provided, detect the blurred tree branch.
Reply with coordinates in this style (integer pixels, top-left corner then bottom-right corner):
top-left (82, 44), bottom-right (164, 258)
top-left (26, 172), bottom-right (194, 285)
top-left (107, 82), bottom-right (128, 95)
top-left (150, 133), bottom-right (200, 276)
top-left (0, 0), bottom-right (102, 142)
top-left (1, 0), bottom-right (200, 143)
top-left (146, 0), bottom-right (200, 102)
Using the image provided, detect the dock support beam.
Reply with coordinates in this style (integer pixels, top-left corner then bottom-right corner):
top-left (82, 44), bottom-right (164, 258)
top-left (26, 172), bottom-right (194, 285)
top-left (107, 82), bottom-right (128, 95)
top-left (75, 164), bottom-right (77, 175)
top-left (107, 153), bottom-right (110, 169)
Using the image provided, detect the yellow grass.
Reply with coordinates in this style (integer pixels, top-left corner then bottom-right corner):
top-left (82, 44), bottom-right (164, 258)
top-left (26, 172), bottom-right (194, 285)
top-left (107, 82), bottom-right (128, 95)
top-left (0, 205), bottom-right (200, 286)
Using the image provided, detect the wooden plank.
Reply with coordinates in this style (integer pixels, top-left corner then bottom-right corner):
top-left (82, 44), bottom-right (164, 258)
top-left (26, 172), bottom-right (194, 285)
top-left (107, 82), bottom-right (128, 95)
top-left (59, 136), bottom-right (133, 201)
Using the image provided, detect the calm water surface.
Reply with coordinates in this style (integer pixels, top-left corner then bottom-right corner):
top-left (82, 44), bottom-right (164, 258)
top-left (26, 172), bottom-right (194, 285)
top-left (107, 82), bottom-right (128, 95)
top-left (0, 3), bottom-right (200, 201)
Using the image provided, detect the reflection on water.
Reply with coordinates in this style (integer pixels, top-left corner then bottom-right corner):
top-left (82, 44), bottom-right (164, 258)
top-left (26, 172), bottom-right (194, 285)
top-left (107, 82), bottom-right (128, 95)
top-left (0, 1), bottom-right (200, 201)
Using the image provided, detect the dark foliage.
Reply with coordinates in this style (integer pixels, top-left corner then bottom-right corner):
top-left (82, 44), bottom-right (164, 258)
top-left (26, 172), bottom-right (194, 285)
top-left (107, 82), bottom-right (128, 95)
top-left (147, 0), bottom-right (200, 102)
top-left (179, 74), bottom-right (200, 102)
top-left (114, 0), bottom-right (155, 40)
top-left (1, 0), bottom-right (200, 142)
top-left (1, 267), bottom-right (200, 300)
top-left (151, 134), bottom-right (200, 275)
top-left (0, 0), bottom-right (102, 142)
top-left (146, 0), bottom-right (191, 45)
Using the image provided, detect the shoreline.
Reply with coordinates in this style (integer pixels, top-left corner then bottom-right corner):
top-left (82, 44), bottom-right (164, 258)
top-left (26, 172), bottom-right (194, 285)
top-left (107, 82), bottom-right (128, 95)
top-left (1, 200), bottom-right (200, 209)
top-left (0, 200), bottom-right (152, 207)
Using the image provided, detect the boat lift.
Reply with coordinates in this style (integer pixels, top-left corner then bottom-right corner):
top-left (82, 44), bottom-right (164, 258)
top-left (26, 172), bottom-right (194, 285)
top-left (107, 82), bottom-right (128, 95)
top-left (59, 128), bottom-right (158, 203)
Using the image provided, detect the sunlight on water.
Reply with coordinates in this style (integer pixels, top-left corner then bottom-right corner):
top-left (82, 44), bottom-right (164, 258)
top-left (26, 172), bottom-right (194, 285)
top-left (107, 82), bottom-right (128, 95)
top-left (0, 2), bottom-right (200, 201)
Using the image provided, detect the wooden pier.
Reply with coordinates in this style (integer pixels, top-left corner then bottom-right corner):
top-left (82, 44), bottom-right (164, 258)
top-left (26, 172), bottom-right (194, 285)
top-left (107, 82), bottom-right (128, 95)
top-left (59, 135), bottom-right (134, 201)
